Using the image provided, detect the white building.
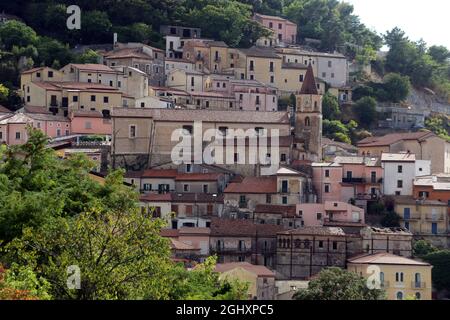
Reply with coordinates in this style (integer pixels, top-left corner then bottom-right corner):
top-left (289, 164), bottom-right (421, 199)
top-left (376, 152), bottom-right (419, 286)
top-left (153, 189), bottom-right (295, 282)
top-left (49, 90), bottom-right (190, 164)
top-left (382, 153), bottom-right (431, 196)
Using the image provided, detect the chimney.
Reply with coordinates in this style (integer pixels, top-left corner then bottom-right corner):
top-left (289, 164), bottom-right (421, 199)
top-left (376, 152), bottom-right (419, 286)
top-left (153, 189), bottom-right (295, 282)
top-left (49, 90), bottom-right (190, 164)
top-left (113, 33), bottom-right (118, 47)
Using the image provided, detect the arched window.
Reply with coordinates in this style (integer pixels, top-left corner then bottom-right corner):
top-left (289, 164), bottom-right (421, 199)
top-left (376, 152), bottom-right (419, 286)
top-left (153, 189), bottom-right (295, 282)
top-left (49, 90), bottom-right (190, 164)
top-left (314, 101), bottom-right (318, 110)
top-left (282, 239), bottom-right (286, 248)
top-left (396, 292), bottom-right (403, 300)
top-left (415, 273), bottom-right (421, 287)
top-left (305, 117), bottom-right (311, 127)
top-left (304, 239), bottom-right (310, 249)
top-left (380, 272), bottom-right (385, 286)
top-left (395, 272), bottom-right (404, 283)
top-left (278, 239), bottom-right (282, 248)
top-left (286, 239), bottom-right (291, 248)
top-left (295, 239), bottom-right (301, 248)
top-left (415, 292), bottom-right (421, 300)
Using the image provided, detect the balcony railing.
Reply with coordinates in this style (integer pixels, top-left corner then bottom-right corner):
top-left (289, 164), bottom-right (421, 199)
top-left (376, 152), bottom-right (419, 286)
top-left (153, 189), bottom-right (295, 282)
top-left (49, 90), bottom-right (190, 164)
top-left (412, 282), bottom-right (426, 289)
top-left (211, 247), bottom-right (252, 254)
top-left (425, 214), bottom-right (444, 221)
top-left (342, 178), bottom-right (365, 184)
top-left (402, 214), bottom-right (421, 220)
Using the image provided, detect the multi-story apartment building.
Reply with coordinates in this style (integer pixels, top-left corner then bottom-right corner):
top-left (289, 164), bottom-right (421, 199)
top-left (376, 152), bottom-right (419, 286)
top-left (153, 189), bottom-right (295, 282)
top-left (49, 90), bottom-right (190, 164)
top-left (358, 132), bottom-right (450, 174)
top-left (381, 153), bottom-right (431, 196)
top-left (102, 43), bottom-right (165, 86)
top-left (413, 174), bottom-right (450, 213)
top-left (210, 218), bottom-right (284, 268)
top-left (395, 196), bottom-right (449, 248)
top-left (276, 48), bottom-right (349, 88)
top-left (253, 13), bottom-right (297, 45)
top-left (347, 253), bottom-right (432, 300)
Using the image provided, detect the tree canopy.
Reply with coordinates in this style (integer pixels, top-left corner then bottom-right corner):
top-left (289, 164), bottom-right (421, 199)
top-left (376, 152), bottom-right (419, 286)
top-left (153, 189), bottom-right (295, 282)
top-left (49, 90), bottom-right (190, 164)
top-left (293, 267), bottom-right (385, 300)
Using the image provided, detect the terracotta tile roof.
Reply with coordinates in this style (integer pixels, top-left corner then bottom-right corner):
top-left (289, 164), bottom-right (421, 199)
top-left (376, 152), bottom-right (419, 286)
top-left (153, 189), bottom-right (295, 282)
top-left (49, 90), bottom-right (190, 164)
top-left (112, 108), bottom-right (290, 124)
top-left (141, 169), bottom-right (178, 178)
top-left (278, 226), bottom-right (346, 236)
top-left (224, 176), bottom-right (277, 194)
top-left (160, 228), bottom-right (179, 237)
top-left (23, 105), bottom-right (51, 114)
top-left (67, 63), bottom-right (116, 73)
top-left (238, 46), bottom-right (281, 59)
top-left (393, 195), bottom-right (447, 206)
top-left (175, 173), bottom-right (223, 181)
top-left (254, 204), bottom-right (296, 217)
top-left (33, 81), bottom-right (121, 93)
top-left (381, 152), bottom-right (415, 162)
top-left (210, 218), bottom-right (284, 237)
top-left (72, 110), bottom-right (104, 118)
top-left (347, 253), bottom-right (430, 266)
top-left (215, 262), bottom-right (275, 277)
top-left (299, 64), bottom-right (318, 95)
top-left (21, 67), bottom-right (46, 74)
top-left (104, 47), bottom-right (152, 60)
top-left (179, 227), bottom-right (211, 235)
top-left (254, 13), bottom-right (296, 25)
top-left (357, 131), bottom-right (436, 147)
top-left (140, 193), bottom-right (172, 202)
top-left (124, 170), bottom-right (144, 178)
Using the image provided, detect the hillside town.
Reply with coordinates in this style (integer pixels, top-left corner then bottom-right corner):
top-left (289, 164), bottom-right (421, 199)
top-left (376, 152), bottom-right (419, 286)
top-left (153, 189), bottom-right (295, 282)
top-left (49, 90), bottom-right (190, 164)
top-left (0, 9), bottom-right (449, 302)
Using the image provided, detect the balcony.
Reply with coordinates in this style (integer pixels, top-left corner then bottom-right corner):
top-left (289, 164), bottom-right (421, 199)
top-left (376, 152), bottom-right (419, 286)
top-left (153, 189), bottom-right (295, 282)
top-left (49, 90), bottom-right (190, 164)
top-left (412, 282), bottom-right (426, 289)
top-left (425, 214), bottom-right (444, 221)
top-left (211, 247), bottom-right (253, 254)
top-left (402, 214), bottom-right (421, 221)
top-left (342, 177), bottom-right (365, 184)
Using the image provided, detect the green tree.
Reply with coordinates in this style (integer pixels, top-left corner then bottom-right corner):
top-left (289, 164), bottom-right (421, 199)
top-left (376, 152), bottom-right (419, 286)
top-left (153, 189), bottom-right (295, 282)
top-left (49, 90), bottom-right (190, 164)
top-left (383, 73), bottom-right (411, 102)
top-left (0, 84), bottom-right (9, 105)
top-left (413, 240), bottom-right (438, 258)
top-left (380, 211), bottom-right (401, 228)
top-left (422, 250), bottom-right (450, 292)
top-left (81, 11), bottom-right (112, 44)
top-left (322, 93), bottom-right (341, 120)
top-left (354, 96), bottom-right (377, 127)
top-left (425, 115), bottom-right (450, 141)
top-left (323, 119), bottom-right (351, 143)
top-left (75, 50), bottom-right (100, 64)
top-left (428, 45), bottom-right (450, 64)
top-left (0, 21), bottom-right (38, 50)
top-left (293, 267), bottom-right (385, 300)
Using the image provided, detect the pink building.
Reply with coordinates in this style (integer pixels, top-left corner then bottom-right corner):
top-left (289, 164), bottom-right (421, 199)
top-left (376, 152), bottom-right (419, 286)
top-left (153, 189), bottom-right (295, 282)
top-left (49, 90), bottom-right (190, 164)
top-left (296, 201), bottom-right (365, 227)
top-left (253, 13), bottom-right (297, 45)
top-left (0, 109), bottom-right (71, 145)
top-left (312, 156), bottom-right (383, 207)
top-left (70, 110), bottom-right (112, 135)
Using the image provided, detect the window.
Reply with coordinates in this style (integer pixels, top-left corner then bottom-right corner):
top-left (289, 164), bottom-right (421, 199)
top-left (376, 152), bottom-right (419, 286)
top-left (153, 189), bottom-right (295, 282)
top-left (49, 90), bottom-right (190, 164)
top-left (322, 72), bottom-right (326, 78)
top-left (140, 102), bottom-right (145, 108)
top-left (270, 75), bottom-right (274, 83)
top-left (324, 184), bottom-right (330, 193)
top-left (318, 241), bottom-right (323, 248)
top-left (398, 165), bottom-right (403, 173)
top-left (304, 117), bottom-right (311, 126)
top-left (328, 61), bottom-right (332, 68)
top-left (278, 23), bottom-right (282, 29)
top-left (90, 95), bottom-right (96, 102)
top-left (282, 196), bottom-right (288, 204)
top-left (255, 127), bottom-right (264, 135)
top-left (118, 81), bottom-right (121, 88)
top-left (269, 62), bottom-right (274, 72)
top-left (73, 96), bottom-right (78, 102)
top-left (234, 153), bottom-right (239, 163)
top-left (202, 184), bottom-right (208, 193)
top-left (316, 212), bottom-right (322, 220)
top-left (397, 180), bottom-right (403, 188)
top-left (0, 132), bottom-right (2, 140)
top-left (250, 75), bottom-right (254, 80)
top-left (269, 22), bottom-right (273, 28)
top-left (183, 184), bottom-right (189, 192)
top-left (143, 183), bottom-right (151, 191)
top-left (380, 272), bottom-right (385, 285)
top-left (299, 74), bottom-right (304, 82)
top-left (239, 195), bottom-right (246, 204)
top-left (249, 60), bottom-right (254, 71)
top-left (56, 129), bottom-right (61, 137)
top-left (15, 132), bottom-right (21, 140)
top-left (332, 241), bottom-right (338, 250)
top-left (109, 80), bottom-right (113, 86)
top-left (325, 170), bottom-right (330, 178)
top-left (396, 292), bottom-right (403, 300)
top-left (395, 272), bottom-right (404, 283)
top-left (129, 125), bottom-right (136, 138)
top-left (415, 292), bottom-right (421, 300)
top-left (186, 164), bottom-right (192, 173)
top-left (48, 71), bottom-right (53, 78)
top-left (256, 96), bottom-right (260, 105)
top-left (103, 96), bottom-right (109, 103)
top-left (266, 194), bottom-right (272, 204)
top-left (36, 72), bottom-right (41, 78)
top-left (414, 273), bottom-right (421, 288)
top-left (280, 153), bottom-right (287, 162)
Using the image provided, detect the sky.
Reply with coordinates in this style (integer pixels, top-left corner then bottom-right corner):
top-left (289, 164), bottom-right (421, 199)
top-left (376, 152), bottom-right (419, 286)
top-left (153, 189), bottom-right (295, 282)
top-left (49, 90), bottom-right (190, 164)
top-left (343, 0), bottom-right (450, 49)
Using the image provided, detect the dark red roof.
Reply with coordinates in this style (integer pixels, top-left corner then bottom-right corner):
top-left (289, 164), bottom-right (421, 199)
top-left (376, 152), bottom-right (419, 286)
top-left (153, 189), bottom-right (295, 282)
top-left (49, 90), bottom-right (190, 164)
top-left (224, 176), bottom-right (277, 194)
top-left (141, 169), bottom-right (178, 178)
top-left (299, 64), bottom-right (318, 95)
top-left (175, 173), bottom-right (223, 181)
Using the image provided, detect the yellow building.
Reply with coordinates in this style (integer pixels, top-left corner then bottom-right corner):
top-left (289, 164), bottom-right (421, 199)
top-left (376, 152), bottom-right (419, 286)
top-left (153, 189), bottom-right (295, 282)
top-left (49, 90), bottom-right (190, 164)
top-left (394, 196), bottom-right (449, 247)
top-left (347, 252), bottom-right (432, 300)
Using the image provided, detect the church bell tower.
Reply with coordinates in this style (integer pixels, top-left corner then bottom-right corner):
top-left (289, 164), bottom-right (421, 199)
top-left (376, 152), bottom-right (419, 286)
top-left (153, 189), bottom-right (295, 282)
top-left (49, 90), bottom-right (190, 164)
top-left (295, 63), bottom-right (323, 161)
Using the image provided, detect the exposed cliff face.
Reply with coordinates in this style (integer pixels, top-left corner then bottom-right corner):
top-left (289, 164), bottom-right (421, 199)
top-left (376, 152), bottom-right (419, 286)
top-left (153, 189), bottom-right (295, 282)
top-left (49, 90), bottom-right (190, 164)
top-left (406, 87), bottom-right (450, 116)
